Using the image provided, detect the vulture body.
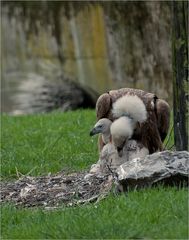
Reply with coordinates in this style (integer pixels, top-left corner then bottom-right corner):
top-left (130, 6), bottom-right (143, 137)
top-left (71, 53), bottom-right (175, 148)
top-left (96, 88), bottom-right (170, 154)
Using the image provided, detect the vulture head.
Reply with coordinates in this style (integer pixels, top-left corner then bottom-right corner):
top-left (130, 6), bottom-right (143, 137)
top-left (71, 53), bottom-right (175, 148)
top-left (90, 118), bottom-right (112, 144)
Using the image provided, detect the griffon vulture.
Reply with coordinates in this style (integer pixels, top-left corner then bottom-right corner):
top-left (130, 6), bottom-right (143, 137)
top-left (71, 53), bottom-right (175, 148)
top-left (90, 95), bottom-right (148, 156)
top-left (95, 88), bottom-right (170, 154)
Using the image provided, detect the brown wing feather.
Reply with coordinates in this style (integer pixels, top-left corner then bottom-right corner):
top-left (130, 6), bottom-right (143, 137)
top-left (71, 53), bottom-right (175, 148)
top-left (140, 112), bottom-right (163, 153)
top-left (96, 93), bottom-right (111, 120)
top-left (156, 99), bottom-right (170, 142)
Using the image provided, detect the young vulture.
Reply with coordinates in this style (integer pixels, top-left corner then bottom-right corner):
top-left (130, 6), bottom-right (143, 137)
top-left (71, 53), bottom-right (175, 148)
top-left (111, 94), bottom-right (147, 156)
top-left (95, 88), bottom-right (170, 154)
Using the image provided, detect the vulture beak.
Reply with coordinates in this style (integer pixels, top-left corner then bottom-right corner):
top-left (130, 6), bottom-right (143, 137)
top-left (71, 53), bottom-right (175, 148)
top-left (90, 126), bottom-right (101, 136)
top-left (90, 128), bottom-right (97, 136)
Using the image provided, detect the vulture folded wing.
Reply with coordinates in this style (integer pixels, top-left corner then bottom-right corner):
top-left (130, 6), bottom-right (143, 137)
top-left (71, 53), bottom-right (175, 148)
top-left (156, 99), bottom-right (170, 141)
top-left (96, 93), bottom-right (111, 120)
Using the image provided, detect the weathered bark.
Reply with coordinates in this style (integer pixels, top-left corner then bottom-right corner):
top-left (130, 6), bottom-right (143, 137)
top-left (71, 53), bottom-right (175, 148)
top-left (172, 1), bottom-right (189, 150)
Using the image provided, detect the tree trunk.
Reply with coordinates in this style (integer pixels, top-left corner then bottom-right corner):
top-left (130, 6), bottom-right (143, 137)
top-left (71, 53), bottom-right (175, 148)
top-left (172, 1), bottom-right (188, 151)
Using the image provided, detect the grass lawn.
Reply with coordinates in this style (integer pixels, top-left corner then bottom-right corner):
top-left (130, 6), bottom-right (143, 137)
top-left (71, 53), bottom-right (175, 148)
top-left (1, 110), bottom-right (188, 239)
top-left (1, 110), bottom-right (98, 179)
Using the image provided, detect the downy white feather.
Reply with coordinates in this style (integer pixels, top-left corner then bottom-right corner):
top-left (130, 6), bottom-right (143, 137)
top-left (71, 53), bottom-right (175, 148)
top-left (112, 95), bottom-right (147, 123)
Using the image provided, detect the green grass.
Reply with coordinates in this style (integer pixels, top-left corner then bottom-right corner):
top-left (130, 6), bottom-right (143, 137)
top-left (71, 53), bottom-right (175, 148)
top-left (1, 110), bottom-right (188, 239)
top-left (1, 188), bottom-right (188, 239)
top-left (1, 110), bottom-right (98, 179)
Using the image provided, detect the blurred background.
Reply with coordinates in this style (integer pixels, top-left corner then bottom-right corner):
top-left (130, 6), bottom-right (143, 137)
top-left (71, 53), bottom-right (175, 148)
top-left (1, 1), bottom-right (172, 114)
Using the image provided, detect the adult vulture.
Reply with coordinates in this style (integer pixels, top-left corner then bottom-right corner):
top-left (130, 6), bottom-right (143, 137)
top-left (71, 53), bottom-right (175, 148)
top-left (95, 88), bottom-right (170, 154)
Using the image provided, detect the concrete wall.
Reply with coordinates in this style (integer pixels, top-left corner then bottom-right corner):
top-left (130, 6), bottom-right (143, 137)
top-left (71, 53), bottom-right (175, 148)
top-left (1, 1), bottom-right (172, 112)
